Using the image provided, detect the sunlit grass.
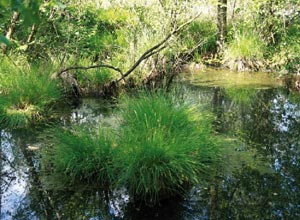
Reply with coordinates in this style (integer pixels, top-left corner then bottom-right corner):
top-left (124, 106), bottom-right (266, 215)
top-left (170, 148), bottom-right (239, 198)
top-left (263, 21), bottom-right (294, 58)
top-left (225, 32), bottom-right (265, 60)
top-left (224, 30), bottom-right (266, 71)
top-left (0, 59), bottom-right (62, 128)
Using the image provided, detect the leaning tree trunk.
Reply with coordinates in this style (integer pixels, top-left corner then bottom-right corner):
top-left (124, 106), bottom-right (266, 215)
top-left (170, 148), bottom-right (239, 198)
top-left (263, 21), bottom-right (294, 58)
top-left (217, 0), bottom-right (227, 54)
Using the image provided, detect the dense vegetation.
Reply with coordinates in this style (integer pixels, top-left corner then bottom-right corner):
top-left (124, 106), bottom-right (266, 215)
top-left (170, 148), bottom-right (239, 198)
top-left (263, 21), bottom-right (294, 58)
top-left (1, 0), bottom-right (299, 205)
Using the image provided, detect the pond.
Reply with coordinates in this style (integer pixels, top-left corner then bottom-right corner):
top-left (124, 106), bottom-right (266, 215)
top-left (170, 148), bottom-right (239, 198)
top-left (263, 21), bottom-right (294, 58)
top-left (1, 69), bottom-right (300, 219)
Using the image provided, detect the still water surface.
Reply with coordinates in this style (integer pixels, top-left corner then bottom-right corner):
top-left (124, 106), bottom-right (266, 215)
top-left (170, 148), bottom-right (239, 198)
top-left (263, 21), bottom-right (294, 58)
top-left (1, 69), bottom-right (300, 219)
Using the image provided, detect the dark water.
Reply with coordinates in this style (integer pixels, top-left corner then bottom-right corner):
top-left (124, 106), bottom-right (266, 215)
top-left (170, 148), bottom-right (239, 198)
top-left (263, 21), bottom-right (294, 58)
top-left (1, 70), bottom-right (300, 219)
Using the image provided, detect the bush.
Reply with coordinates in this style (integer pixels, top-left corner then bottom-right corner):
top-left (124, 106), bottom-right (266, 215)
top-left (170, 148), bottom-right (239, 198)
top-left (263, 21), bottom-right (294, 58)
top-left (114, 92), bottom-right (220, 203)
top-left (271, 24), bottom-right (300, 73)
top-left (179, 19), bottom-right (218, 58)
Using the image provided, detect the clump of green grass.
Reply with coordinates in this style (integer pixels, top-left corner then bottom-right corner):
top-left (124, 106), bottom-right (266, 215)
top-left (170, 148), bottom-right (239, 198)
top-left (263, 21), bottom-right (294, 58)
top-left (225, 31), bottom-right (265, 60)
top-left (0, 60), bottom-right (62, 128)
top-left (224, 30), bottom-right (266, 71)
top-left (42, 126), bottom-right (115, 185)
top-left (114, 92), bottom-right (220, 203)
top-left (41, 91), bottom-right (221, 204)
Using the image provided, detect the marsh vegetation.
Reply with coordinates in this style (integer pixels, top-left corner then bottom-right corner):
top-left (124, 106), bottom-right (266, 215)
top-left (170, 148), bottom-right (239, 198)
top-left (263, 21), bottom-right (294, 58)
top-left (1, 0), bottom-right (300, 219)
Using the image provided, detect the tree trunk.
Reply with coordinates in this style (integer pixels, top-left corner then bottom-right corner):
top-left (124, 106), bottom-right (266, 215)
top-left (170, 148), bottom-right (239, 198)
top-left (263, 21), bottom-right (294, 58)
top-left (1, 11), bottom-right (20, 53)
top-left (26, 24), bottom-right (37, 44)
top-left (217, 0), bottom-right (227, 54)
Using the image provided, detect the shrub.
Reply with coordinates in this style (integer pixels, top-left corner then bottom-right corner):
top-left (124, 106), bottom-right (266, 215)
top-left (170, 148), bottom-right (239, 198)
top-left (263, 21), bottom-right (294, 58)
top-left (185, 19), bottom-right (218, 54)
top-left (271, 24), bottom-right (300, 73)
top-left (76, 59), bottom-right (115, 91)
top-left (114, 92), bottom-right (220, 204)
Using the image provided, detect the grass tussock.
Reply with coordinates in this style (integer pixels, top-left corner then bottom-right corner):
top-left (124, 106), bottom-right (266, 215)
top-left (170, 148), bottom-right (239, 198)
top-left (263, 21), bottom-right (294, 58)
top-left (42, 92), bottom-right (221, 204)
top-left (0, 59), bottom-right (62, 128)
top-left (224, 31), bottom-right (266, 71)
top-left (43, 126), bottom-right (115, 185)
top-left (114, 92), bottom-right (220, 203)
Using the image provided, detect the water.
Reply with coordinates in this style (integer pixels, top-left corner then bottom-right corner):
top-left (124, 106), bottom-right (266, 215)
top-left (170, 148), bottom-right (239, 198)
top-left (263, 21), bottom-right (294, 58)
top-left (1, 69), bottom-right (300, 219)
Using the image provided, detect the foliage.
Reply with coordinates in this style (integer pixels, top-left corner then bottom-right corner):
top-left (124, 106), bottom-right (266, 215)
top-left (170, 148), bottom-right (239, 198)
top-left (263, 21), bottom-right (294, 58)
top-left (70, 58), bottom-right (116, 91)
top-left (224, 0), bottom-right (300, 72)
top-left (0, 59), bottom-right (62, 128)
top-left (271, 23), bottom-right (300, 72)
top-left (1, 0), bottom-right (300, 76)
top-left (179, 18), bottom-right (218, 56)
top-left (114, 92), bottom-right (221, 203)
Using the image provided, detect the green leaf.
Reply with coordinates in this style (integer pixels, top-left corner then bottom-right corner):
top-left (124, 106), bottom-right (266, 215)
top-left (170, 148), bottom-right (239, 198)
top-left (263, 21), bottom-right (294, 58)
top-left (0, 35), bottom-right (10, 45)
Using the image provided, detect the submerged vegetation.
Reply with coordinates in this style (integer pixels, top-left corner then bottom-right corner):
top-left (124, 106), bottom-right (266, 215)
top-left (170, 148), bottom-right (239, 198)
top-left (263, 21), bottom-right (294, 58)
top-left (43, 92), bottom-right (221, 204)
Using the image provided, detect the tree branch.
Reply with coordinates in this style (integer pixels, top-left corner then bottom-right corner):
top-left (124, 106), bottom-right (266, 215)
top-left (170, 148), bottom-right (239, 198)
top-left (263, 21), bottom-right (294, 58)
top-left (54, 13), bottom-right (201, 86)
top-left (55, 64), bottom-right (124, 78)
top-left (116, 12), bottom-right (201, 82)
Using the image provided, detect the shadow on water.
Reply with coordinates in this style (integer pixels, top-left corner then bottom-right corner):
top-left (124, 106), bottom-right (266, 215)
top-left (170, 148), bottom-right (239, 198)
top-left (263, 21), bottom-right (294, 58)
top-left (1, 69), bottom-right (300, 219)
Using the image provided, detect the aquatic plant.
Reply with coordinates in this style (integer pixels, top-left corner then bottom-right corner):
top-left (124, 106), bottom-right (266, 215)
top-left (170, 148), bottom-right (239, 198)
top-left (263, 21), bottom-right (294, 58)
top-left (114, 92), bottom-right (220, 203)
top-left (43, 126), bottom-right (115, 185)
top-left (0, 60), bottom-right (62, 128)
top-left (42, 91), bottom-right (221, 203)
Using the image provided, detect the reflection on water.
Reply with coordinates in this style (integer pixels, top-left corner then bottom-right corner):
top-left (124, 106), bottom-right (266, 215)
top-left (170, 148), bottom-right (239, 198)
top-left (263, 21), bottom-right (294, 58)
top-left (182, 68), bottom-right (283, 89)
top-left (1, 69), bottom-right (300, 219)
